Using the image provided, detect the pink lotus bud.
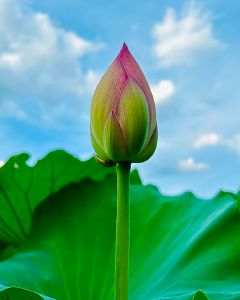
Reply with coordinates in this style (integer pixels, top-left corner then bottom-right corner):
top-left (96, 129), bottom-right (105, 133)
top-left (90, 43), bottom-right (158, 164)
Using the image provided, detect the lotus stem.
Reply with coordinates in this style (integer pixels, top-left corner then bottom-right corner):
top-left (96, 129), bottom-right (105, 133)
top-left (114, 161), bottom-right (131, 300)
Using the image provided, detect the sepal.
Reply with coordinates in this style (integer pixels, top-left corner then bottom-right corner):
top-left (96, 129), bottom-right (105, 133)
top-left (94, 154), bottom-right (116, 167)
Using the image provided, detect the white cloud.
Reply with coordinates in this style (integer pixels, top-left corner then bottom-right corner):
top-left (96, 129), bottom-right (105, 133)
top-left (0, 0), bottom-right (104, 112)
top-left (151, 80), bottom-right (175, 103)
top-left (152, 1), bottom-right (223, 67)
top-left (0, 99), bottom-right (26, 118)
top-left (79, 113), bottom-right (90, 122)
top-left (194, 133), bottom-right (220, 148)
top-left (178, 157), bottom-right (208, 171)
top-left (0, 53), bottom-right (21, 68)
top-left (0, 161), bottom-right (4, 167)
top-left (82, 70), bottom-right (102, 94)
top-left (156, 138), bottom-right (172, 150)
top-left (225, 134), bottom-right (240, 156)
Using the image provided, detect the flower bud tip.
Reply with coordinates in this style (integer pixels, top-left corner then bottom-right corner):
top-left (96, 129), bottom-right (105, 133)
top-left (118, 43), bottom-right (128, 57)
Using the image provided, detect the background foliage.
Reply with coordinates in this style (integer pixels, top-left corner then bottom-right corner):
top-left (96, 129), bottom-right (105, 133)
top-left (0, 150), bottom-right (239, 299)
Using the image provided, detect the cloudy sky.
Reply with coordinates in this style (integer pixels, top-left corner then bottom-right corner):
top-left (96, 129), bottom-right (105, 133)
top-left (0, 0), bottom-right (240, 198)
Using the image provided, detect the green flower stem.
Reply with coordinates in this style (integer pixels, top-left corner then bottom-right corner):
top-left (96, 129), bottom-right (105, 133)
top-left (114, 161), bottom-right (131, 300)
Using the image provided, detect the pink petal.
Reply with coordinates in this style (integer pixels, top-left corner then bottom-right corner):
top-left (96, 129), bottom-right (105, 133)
top-left (118, 43), bottom-right (157, 146)
top-left (90, 55), bottom-right (128, 147)
top-left (116, 77), bottom-right (149, 159)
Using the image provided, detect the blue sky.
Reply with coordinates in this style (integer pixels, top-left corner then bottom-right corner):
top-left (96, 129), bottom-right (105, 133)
top-left (0, 0), bottom-right (240, 198)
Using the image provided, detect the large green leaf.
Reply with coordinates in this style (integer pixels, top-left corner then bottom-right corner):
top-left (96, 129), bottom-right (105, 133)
top-left (0, 151), bottom-right (239, 299)
top-left (0, 151), bottom-right (115, 245)
top-left (0, 284), bottom-right (53, 299)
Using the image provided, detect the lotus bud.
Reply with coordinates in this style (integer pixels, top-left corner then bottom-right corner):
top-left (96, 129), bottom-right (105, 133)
top-left (90, 43), bottom-right (158, 166)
